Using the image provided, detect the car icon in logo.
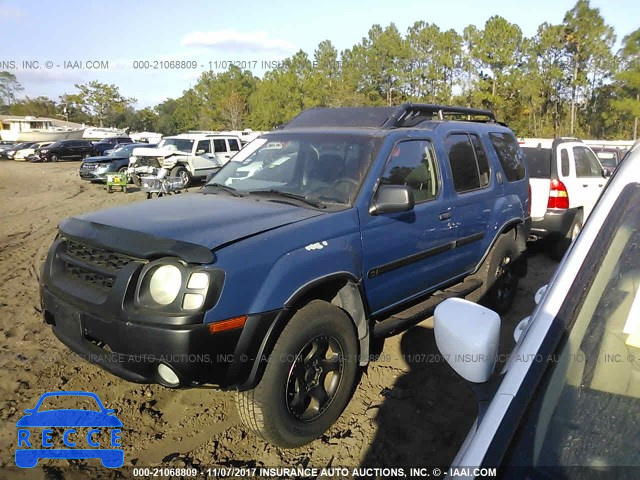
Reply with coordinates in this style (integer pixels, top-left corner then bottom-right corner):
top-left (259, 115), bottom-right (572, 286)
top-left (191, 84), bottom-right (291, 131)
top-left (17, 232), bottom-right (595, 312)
top-left (15, 391), bottom-right (123, 468)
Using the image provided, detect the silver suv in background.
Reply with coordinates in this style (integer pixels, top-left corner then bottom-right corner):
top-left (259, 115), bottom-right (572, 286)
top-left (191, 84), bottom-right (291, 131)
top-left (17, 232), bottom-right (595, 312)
top-left (128, 133), bottom-right (242, 187)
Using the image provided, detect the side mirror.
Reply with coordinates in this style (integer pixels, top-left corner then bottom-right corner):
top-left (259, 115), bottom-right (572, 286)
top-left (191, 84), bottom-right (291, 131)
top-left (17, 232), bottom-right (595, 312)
top-left (369, 185), bottom-right (414, 215)
top-left (196, 149), bottom-right (205, 155)
top-left (434, 298), bottom-right (500, 383)
top-left (602, 167), bottom-right (612, 178)
top-left (534, 285), bottom-right (547, 305)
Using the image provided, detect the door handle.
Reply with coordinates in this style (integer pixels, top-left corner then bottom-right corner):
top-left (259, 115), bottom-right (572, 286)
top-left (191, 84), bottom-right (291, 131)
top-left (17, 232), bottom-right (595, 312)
top-left (439, 212), bottom-right (452, 221)
top-left (598, 184), bottom-right (603, 187)
top-left (582, 184), bottom-right (588, 187)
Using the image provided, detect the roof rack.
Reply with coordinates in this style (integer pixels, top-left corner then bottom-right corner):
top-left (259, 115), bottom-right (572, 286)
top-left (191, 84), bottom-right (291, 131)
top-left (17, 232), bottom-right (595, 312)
top-left (280, 103), bottom-right (498, 130)
top-left (383, 103), bottom-right (497, 128)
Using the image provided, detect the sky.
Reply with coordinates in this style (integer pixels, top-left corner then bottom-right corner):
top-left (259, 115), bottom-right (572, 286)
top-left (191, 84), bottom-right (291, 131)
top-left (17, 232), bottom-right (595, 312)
top-left (1, 0), bottom-right (638, 109)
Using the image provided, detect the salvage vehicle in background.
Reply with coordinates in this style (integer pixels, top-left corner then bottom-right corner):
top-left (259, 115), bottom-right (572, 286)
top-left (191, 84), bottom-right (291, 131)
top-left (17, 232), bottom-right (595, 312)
top-left (79, 143), bottom-right (156, 182)
top-left (14, 141), bottom-right (54, 161)
top-left (519, 138), bottom-right (608, 259)
top-left (435, 139), bottom-right (640, 479)
top-left (128, 133), bottom-right (242, 187)
top-left (36, 139), bottom-right (97, 162)
top-left (3, 141), bottom-right (36, 160)
top-left (39, 104), bottom-right (530, 448)
top-left (92, 136), bottom-right (134, 156)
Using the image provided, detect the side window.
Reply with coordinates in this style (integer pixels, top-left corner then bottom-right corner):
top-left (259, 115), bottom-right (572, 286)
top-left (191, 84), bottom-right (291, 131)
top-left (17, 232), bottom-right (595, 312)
top-left (379, 140), bottom-right (439, 203)
top-left (445, 133), bottom-right (482, 193)
top-left (196, 140), bottom-right (211, 154)
top-left (213, 139), bottom-right (228, 153)
top-left (574, 146), bottom-right (601, 177)
top-left (561, 149), bottom-right (570, 177)
top-left (470, 134), bottom-right (490, 187)
top-left (228, 139), bottom-right (240, 152)
top-left (489, 132), bottom-right (526, 182)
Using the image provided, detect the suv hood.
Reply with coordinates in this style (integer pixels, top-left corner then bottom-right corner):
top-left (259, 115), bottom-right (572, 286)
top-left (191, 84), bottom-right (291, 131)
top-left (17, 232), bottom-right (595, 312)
top-left (68, 193), bottom-right (324, 255)
top-left (132, 146), bottom-right (187, 157)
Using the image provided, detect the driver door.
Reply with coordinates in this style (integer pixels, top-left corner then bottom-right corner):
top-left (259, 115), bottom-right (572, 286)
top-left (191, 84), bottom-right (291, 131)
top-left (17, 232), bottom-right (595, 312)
top-left (360, 139), bottom-right (459, 314)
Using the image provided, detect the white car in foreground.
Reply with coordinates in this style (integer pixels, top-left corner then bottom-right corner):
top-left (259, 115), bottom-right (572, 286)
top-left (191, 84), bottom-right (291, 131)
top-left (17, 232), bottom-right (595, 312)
top-left (436, 144), bottom-right (640, 478)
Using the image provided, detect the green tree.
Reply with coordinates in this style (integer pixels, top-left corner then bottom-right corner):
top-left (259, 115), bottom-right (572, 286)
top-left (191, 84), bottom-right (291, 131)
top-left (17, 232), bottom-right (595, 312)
top-left (73, 81), bottom-right (136, 127)
top-left (8, 96), bottom-right (58, 118)
top-left (611, 28), bottom-right (640, 139)
top-left (563, 0), bottom-right (616, 135)
top-left (0, 71), bottom-right (23, 111)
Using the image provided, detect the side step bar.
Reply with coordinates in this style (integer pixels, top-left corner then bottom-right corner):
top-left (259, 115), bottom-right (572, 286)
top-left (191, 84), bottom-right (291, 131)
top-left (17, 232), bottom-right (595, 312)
top-left (373, 278), bottom-right (482, 338)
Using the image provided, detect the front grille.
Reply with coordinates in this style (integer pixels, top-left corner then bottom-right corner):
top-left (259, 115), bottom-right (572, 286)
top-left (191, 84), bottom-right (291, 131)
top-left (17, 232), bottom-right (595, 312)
top-left (135, 157), bottom-right (161, 168)
top-left (81, 163), bottom-right (98, 170)
top-left (59, 238), bottom-right (140, 291)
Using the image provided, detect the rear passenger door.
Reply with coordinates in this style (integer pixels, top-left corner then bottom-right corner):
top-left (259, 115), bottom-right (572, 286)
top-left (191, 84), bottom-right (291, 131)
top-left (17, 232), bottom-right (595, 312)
top-left (213, 138), bottom-right (232, 165)
top-left (361, 139), bottom-right (460, 314)
top-left (443, 132), bottom-right (497, 271)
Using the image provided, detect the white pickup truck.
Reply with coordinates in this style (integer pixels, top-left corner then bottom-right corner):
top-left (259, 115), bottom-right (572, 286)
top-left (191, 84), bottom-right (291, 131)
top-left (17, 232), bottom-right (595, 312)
top-left (519, 137), bottom-right (609, 258)
top-left (128, 133), bottom-right (242, 187)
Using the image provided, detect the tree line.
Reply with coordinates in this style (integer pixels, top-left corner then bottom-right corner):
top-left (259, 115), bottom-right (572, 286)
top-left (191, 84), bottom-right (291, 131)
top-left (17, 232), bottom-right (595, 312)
top-left (1, 0), bottom-right (638, 140)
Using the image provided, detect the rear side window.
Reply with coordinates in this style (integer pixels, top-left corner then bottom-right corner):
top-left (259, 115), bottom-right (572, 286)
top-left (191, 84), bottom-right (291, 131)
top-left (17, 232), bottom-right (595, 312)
top-left (445, 133), bottom-right (489, 192)
top-left (228, 139), bottom-right (240, 152)
top-left (489, 132), bottom-right (526, 181)
top-left (213, 139), bottom-right (227, 153)
top-left (521, 147), bottom-right (551, 178)
top-left (560, 149), bottom-right (570, 176)
top-left (380, 140), bottom-right (439, 203)
top-left (574, 147), bottom-right (601, 177)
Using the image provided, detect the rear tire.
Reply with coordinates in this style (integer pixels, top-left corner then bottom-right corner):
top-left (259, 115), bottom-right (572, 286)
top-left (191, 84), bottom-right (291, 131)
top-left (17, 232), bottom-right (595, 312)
top-left (467, 233), bottom-right (520, 314)
top-left (237, 300), bottom-right (359, 447)
top-left (551, 215), bottom-right (582, 261)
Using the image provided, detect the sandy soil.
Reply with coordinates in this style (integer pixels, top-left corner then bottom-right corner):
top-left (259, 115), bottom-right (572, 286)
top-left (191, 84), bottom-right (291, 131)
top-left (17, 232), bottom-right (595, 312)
top-left (0, 160), bottom-right (558, 479)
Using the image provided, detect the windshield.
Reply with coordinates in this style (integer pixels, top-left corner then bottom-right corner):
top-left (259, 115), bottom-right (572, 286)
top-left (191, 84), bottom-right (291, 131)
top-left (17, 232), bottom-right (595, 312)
top-left (595, 150), bottom-right (618, 168)
top-left (158, 138), bottom-right (194, 153)
top-left (207, 133), bottom-right (380, 205)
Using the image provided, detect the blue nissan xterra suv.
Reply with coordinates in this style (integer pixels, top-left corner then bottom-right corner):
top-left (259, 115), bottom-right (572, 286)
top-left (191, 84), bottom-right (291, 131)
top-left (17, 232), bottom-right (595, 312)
top-left (40, 104), bottom-right (531, 447)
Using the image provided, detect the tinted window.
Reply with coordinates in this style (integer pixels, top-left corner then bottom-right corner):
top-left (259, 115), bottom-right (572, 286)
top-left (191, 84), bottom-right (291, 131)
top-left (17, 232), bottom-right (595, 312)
top-left (470, 134), bottom-right (490, 187)
top-left (196, 140), bottom-right (211, 154)
top-left (560, 149), bottom-right (570, 176)
top-left (380, 140), bottom-right (439, 203)
top-left (445, 134), bottom-right (481, 192)
top-left (489, 132), bottom-right (526, 182)
top-left (574, 146), bottom-right (602, 177)
top-left (521, 147), bottom-right (551, 178)
top-left (213, 139), bottom-right (227, 153)
top-left (229, 139), bottom-right (240, 152)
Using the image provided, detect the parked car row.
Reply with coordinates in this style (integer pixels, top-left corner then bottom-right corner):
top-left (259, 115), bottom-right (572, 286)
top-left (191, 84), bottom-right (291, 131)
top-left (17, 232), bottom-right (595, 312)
top-left (78, 143), bottom-right (156, 182)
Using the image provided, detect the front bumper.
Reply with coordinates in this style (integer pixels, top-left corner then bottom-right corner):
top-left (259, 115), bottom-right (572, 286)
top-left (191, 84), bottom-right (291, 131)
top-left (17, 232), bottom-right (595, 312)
top-left (530, 208), bottom-right (578, 241)
top-left (42, 285), bottom-right (243, 387)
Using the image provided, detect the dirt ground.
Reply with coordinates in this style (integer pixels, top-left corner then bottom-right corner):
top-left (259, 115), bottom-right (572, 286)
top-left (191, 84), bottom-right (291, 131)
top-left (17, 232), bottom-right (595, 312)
top-left (0, 160), bottom-right (558, 479)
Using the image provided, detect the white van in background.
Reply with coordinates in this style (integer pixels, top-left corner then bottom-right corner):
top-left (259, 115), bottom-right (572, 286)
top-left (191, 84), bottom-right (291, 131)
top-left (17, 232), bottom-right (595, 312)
top-left (519, 137), bottom-right (609, 258)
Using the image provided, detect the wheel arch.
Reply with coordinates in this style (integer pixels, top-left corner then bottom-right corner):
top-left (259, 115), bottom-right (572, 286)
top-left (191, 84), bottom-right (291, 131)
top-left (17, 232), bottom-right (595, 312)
top-left (473, 219), bottom-right (527, 276)
top-left (236, 273), bottom-right (369, 391)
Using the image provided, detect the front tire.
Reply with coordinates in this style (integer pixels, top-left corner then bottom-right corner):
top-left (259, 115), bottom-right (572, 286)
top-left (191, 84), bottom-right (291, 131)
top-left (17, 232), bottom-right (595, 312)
top-left (237, 300), bottom-right (359, 447)
top-left (171, 165), bottom-right (191, 187)
top-left (50, 154), bottom-right (58, 162)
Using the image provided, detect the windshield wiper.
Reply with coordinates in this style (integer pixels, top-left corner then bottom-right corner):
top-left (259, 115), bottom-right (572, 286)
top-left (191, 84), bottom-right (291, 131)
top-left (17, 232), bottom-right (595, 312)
top-left (249, 189), bottom-right (326, 209)
top-left (202, 183), bottom-right (246, 197)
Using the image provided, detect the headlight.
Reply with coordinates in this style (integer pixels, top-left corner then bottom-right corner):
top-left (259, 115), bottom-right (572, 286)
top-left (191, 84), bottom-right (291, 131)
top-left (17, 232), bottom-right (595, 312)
top-left (149, 265), bottom-right (182, 304)
top-left (41, 149), bottom-right (49, 153)
top-left (135, 259), bottom-right (222, 313)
